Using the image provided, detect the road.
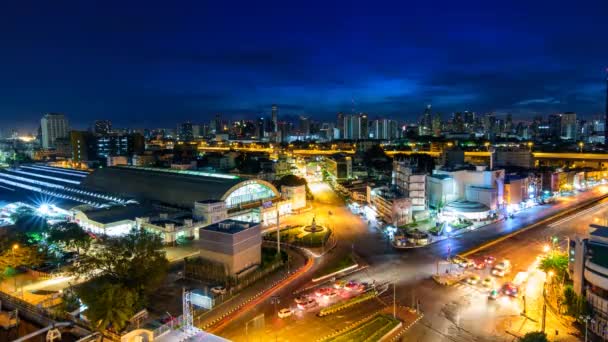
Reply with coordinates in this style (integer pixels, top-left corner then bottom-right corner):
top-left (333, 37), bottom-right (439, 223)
top-left (213, 184), bottom-right (608, 341)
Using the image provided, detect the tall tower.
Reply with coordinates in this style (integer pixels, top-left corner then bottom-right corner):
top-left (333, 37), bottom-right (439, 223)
top-left (271, 104), bottom-right (278, 133)
top-left (605, 68), bottom-right (608, 144)
top-left (41, 113), bottom-right (69, 149)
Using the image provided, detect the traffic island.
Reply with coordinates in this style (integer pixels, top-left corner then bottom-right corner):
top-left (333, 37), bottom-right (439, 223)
top-left (319, 313), bottom-right (400, 342)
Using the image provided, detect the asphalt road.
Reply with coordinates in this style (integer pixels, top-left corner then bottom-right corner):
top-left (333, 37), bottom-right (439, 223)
top-left (214, 184), bottom-right (608, 341)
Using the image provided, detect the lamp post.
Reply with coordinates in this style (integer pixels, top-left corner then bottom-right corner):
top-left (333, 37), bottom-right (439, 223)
top-left (580, 315), bottom-right (594, 342)
top-left (579, 141), bottom-right (584, 153)
top-left (11, 244), bottom-right (19, 292)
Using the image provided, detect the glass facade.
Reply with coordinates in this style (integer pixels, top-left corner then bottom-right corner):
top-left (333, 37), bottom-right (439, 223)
top-left (224, 181), bottom-right (276, 208)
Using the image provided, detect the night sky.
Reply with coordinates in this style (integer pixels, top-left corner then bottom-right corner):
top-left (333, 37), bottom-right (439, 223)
top-left (1, 1), bottom-right (607, 131)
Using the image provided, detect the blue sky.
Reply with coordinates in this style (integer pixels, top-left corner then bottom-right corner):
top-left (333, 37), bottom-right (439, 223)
top-left (1, 0), bottom-right (607, 130)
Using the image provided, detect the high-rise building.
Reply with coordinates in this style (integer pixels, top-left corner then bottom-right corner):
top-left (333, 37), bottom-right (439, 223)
top-left (94, 120), bottom-right (112, 135)
top-left (337, 113), bottom-right (345, 139)
top-left (299, 116), bottom-right (310, 136)
top-left (561, 112), bottom-right (577, 140)
top-left (343, 114), bottom-right (369, 140)
top-left (605, 69), bottom-right (608, 143)
top-left (271, 104), bottom-right (278, 133)
top-left (70, 131), bottom-right (97, 163)
top-left (371, 119), bottom-right (398, 140)
top-left (432, 114), bottom-right (442, 137)
top-left (420, 105), bottom-right (432, 136)
top-left (178, 122), bottom-right (194, 141)
top-left (41, 113), bottom-right (69, 149)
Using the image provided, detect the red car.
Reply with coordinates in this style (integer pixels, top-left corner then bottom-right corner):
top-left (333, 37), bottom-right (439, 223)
top-left (315, 287), bottom-right (332, 297)
top-left (501, 283), bottom-right (519, 297)
top-left (484, 256), bottom-right (496, 265)
top-left (474, 260), bottom-right (486, 269)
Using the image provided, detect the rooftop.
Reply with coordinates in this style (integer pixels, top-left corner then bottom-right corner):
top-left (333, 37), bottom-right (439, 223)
top-left (80, 204), bottom-right (158, 224)
top-left (201, 219), bottom-right (255, 235)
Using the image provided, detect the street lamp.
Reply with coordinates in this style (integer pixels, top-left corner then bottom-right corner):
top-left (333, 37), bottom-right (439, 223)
top-left (543, 244), bottom-right (550, 253)
top-left (11, 244), bottom-right (19, 293)
top-left (578, 141), bottom-right (584, 153)
top-left (580, 315), bottom-right (594, 342)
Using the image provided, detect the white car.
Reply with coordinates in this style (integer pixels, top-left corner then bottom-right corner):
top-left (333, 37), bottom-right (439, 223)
top-left (211, 286), bottom-right (227, 295)
top-left (278, 308), bottom-right (293, 318)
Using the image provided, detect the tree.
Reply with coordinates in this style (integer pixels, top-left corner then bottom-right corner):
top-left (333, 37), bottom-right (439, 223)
top-left (538, 252), bottom-right (569, 283)
top-left (72, 228), bottom-right (168, 301)
top-left (0, 244), bottom-right (45, 270)
top-left (521, 331), bottom-right (548, 342)
top-left (48, 222), bottom-right (91, 253)
top-left (76, 278), bottom-right (137, 334)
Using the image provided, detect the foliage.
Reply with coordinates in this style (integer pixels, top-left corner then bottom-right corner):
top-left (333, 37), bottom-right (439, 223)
top-left (0, 245), bottom-right (45, 269)
top-left (8, 207), bottom-right (49, 245)
top-left (520, 331), bottom-right (548, 342)
top-left (76, 278), bottom-right (137, 333)
top-left (71, 228), bottom-right (168, 307)
top-left (47, 222), bottom-right (91, 253)
top-left (274, 174), bottom-right (313, 200)
top-left (562, 285), bottom-right (591, 318)
top-left (538, 252), bottom-right (569, 283)
top-left (363, 145), bottom-right (392, 173)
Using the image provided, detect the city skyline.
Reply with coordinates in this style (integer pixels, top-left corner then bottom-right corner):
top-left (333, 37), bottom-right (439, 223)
top-left (1, 1), bottom-right (608, 131)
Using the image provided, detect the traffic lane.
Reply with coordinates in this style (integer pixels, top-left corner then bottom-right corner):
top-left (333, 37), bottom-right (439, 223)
top-left (219, 284), bottom-right (387, 341)
top-left (426, 187), bottom-right (608, 259)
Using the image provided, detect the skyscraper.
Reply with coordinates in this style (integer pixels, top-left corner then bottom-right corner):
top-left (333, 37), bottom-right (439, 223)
top-left (343, 114), bottom-right (369, 140)
top-left (605, 69), bottom-right (608, 144)
top-left (41, 113), bottom-right (69, 149)
top-left (178, 122), bottom-right (194, 141)
top-left (94, 120), bottom-right (112, 135)
top-left (271, 104), bottom-right (278, 133)
top-left (420, 105), bottom-right (432, 136)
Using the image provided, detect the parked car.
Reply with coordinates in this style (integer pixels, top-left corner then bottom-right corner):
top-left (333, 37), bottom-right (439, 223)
top-left (278, 308), bottom-right (293, 318)
top-left (211, 286), bottom-right (227, 295)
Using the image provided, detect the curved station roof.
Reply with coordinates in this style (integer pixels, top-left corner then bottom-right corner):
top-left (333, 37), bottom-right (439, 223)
top-left (81, 166), bottom-right (279, 208)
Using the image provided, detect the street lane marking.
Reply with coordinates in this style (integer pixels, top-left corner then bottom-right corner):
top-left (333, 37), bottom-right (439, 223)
top-left (548, 201), bottom-right (608, 227)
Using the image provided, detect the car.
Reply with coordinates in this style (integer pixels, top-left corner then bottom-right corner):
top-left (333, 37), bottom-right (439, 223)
top-left (333, 280), bottom-right (347, 289)
top-left (324, 290), bottom-right (339, 299)
top-left (315, 287), bottom-right (332, 297)
top-left (344, 281), bottom-right (362, 291)
top-left (494, 260), bottom-right (511, 271)
top-left (466, 275), bottom-right (480, 285)
top-left (294, 295), bottom-right (309, 304)
top-left (211, 286), bottom-right (227, 295)
top-left (481, 277), bottom-right (493, 288)
top-left (484, 256), bottom-right (496, 265)
top-left (474, 260), bottom-right (486, 270)
top-left (278, 308), bottom-right (293, 318)
top-left (491, 268), bottom-right (507, 277)
top-left (297, 299), bottom-right (317, 310)
top-left (501, 283), bottom-right (519, 297)
top-left (488, 289), bottom-right (499, 300)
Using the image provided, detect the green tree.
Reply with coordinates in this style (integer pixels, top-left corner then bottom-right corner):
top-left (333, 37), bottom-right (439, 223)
top-left (48, 222), bottom-right (91, 253)
top-left (76, 278), bottom-right (137, 334)
top-left (538, 252), bottom-right (569, 283)
top-left (72, 228), bottom-right (168, 302)
top-left (0, 245), bottom-right (45, 269)
top-left (521, 331), bottom-right (548, 342)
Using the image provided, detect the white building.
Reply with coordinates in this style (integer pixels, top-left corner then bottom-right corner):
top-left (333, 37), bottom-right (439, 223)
top-left (41, 113), bottom-right (69, 149)
top-left (427, 166), bottom-right (505, 210)
top-left (392, 160), bottom-right (427, 212)
top-left (571, 225), bottom-right (608, 340)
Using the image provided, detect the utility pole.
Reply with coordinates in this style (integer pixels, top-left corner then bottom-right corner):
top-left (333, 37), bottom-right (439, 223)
top-left (276, 204), bottom-right (280, 255)
top-left (541, 303), bottom-right (546, 333)
top-left (393, 282), bottom-right (396, 319)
